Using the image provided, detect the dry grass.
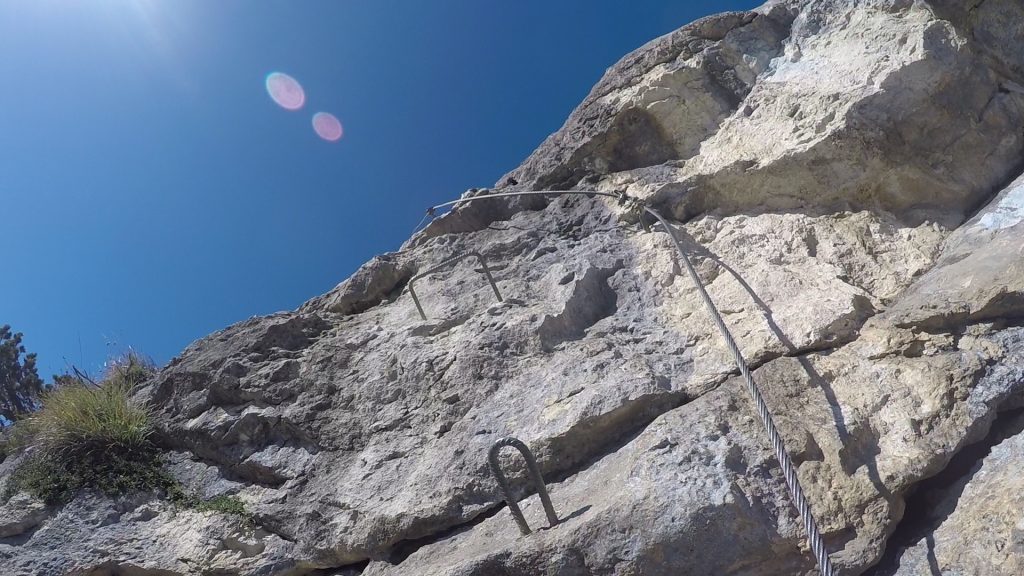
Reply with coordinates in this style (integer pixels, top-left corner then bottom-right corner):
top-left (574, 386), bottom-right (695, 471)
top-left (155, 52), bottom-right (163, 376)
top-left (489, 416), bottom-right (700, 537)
top-left (3, 352), bottom-right (161, 504)
top-left (28, 378), bottom-right (152, 460)
top-left (3, 352), bottom-right (251, 521)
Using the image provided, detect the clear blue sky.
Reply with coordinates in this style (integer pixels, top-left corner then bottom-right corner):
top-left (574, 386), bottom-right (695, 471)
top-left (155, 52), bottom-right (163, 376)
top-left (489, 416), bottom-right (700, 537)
top-left (1, 0), bottom-right (758, 379)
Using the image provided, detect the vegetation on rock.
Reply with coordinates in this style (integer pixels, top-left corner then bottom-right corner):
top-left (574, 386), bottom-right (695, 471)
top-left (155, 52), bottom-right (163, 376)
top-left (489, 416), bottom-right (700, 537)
top-left (2, 352), bottom-right (251, 522)
top-left (0, 324), bottom-right (44, 423)
top-left (2, 352), bottom-right (164, 504)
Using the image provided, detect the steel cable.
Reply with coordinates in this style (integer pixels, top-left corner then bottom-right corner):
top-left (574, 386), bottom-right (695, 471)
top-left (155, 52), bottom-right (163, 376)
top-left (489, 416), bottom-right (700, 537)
top-left (409, 211), bottom-right (433, 237)
top-left (641, 207), bottom-right (835, 576)
top-left (423, 190), bottom-right (834, 574)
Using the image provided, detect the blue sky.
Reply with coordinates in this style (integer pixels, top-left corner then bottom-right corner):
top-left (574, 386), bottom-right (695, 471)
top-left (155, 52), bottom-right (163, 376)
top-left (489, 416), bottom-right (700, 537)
top-left (1, 0), bottom-right (758, 379)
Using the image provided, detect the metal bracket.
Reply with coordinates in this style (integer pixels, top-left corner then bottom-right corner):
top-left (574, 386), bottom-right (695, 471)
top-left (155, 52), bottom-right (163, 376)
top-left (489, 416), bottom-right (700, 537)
top-left (488, 437), bottom-right (559, 535)
top-left (613, 190), bottom-right (650, 232)
top-left (408, 251), bottom-right (503, 321)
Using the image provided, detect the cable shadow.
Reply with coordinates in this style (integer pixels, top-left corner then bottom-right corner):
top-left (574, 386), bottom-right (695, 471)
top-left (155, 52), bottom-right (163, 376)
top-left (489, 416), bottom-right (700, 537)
top-left (668, 225), bottom-right (893, 502)
top-left (926, 533), bottom-right (941, 576)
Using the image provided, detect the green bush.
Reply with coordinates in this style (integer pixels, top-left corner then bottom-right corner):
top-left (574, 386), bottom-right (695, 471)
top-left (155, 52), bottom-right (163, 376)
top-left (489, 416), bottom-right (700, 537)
top-left (3, 447), bottom-right (172, 504)
top-left (2, 356), bottom-right (165, 504)
top-left (29, 379), bottom-right (152, 461)
top-left (3, 352), bottom-right (250, 523)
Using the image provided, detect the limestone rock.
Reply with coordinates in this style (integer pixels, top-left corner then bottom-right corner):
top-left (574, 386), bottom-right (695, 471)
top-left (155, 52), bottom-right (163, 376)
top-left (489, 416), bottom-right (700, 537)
top-left (362, 324), bottom-right (1024, 575)
top-left (885, 173), bottom-right (1024, 331)
top-left (502, 8), bottom-right (795, 191)
top-left (4, 0), bottom-right (1024, 574)
top-left (871, 411), bottom-right (1024, 576)
top-left (0, 492), bottom-right (298, 576)
top-left (0, 492), bottom-right (51, 539)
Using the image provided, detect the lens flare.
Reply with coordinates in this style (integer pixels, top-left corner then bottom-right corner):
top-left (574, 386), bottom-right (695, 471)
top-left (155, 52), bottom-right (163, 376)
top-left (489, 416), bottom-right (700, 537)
top-left (312, 112), bottom-right (343, 142)
top-left (265, 72), bottom-right (305, 111)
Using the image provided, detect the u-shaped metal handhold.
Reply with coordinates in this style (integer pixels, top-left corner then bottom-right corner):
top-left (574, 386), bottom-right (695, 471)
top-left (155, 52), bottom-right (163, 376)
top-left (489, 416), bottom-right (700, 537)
top-left (408, 251), bottom-right (503, 321)
top-left (488, 437), bottom-right (559, 535)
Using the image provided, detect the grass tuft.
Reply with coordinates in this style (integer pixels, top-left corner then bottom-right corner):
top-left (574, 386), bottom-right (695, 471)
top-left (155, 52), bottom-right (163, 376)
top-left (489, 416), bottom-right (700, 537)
top-left (2, 352), bottom-right (251, 523)
top-left (2, 356), bottom-right (162, 505)
top-left (28, 379), bottom-right (153, 463)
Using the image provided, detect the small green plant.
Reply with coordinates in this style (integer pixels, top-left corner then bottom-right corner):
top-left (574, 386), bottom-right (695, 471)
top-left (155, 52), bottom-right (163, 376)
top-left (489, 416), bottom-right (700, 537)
top-left (162, 481), bottom-right (253, 527)
top-left (173, 491), bottom-right (253, 525)
top-left (194, 494), bottom-right (249, 516)
top-left (102, 350), bottom-right (155, 389)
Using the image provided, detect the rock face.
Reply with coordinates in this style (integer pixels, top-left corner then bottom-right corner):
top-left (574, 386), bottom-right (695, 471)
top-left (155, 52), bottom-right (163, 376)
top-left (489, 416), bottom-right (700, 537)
top-left (869, 409), bottom-right (1024, 576)
top-left (3, 0), bottom-right (1024, 574)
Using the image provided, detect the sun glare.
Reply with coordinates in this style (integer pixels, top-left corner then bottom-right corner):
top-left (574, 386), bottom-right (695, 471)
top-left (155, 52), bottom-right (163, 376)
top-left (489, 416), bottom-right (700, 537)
top-left (312, 112), bottom-right (343, 142)
top-left (266, 72), bottom-right (306, 111)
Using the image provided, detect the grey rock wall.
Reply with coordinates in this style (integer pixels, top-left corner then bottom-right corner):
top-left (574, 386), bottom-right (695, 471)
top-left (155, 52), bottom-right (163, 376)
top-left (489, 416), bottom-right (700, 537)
top-left (3, 1), bottom-right (1024, 574)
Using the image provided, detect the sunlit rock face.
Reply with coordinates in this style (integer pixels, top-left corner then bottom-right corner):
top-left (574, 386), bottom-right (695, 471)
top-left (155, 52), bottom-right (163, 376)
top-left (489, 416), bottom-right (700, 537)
top-left (4, 1), bottom-right (1024, 574)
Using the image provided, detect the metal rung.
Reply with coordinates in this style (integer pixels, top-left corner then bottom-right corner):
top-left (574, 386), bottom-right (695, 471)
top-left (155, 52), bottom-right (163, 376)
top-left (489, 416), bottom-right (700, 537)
top-left (488, 437), bottom-right (559, 535)
top-left (408, 251), bottom-right (503, 321)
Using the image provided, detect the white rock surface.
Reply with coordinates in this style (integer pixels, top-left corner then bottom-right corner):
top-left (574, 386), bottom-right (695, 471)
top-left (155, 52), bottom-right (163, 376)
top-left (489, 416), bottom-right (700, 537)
top-left (3, 1), bottom-right (1024, 574)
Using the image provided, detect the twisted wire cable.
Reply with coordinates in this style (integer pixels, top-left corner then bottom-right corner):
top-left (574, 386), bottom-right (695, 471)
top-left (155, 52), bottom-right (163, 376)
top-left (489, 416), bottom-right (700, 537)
top-left (409, 211), bottom-right (433, 236)
top-left (424, 189), bottom-right (834, 574)
top-left (642, 206), bottom-right (835, 576)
